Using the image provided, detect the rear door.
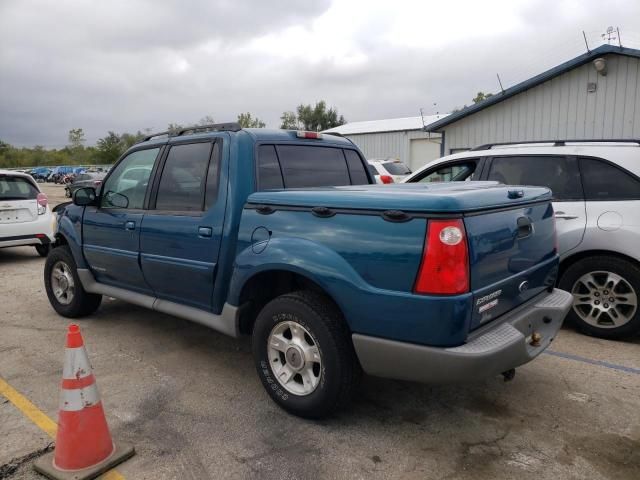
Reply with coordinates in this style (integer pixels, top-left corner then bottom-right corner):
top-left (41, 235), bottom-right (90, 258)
top-left (139, 138), bottom-right (225, 310)
top-left (484, 155), bottom-right (586, 256)
top-left (83, 147), bottom-right (160, 293)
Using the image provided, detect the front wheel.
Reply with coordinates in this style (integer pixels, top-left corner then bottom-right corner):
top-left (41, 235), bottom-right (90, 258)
top-left (252, 290), bottom-right (361, 418)
top-left (44, 246), bottom-right (102, 318)
top-left (559, 256), bottom-right (640, 339)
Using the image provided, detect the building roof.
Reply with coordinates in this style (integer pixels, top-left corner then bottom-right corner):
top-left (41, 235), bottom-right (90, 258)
top-left (323, 114), bottom-right (447, 135)
top-left (426, 44), bottom-right (640, 132)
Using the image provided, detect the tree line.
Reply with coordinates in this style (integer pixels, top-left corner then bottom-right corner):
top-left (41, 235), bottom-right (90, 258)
top-left (0, 101), bottom-right (346, 169)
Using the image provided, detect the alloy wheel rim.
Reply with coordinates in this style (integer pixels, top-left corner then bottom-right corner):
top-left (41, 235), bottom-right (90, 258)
top-left (267, 320), bottom-right (322, 396)
top-left (571, 270), bottom-right (637, 328)
top-left (51, 261), bottom-right (75, 305)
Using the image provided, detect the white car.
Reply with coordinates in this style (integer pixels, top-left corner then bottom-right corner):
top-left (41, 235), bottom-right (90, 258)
top-left (367, 158), bottom-right (412, 184)
top-left (0, 169), bottom-right (56, 256)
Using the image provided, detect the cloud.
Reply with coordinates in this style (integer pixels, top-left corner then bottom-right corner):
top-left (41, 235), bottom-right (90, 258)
top-left (1, 0), bottom-right (639, 147)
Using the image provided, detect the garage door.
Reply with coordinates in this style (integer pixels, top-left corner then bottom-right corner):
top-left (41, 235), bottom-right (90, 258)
top-left (409, 139), bottom-right (441, 171)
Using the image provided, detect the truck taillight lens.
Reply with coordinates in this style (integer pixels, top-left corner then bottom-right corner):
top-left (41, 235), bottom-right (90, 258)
top-left (36, 193), bottom-right (48, 215)
top-left (414, 219), bottom-right (469, 295)
top-left (380, 175), bottom-right (394, 184)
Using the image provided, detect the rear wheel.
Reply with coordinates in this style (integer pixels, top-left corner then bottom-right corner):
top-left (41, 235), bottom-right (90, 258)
top-left (64, 187), bottom-right (71, 198)
top-left (559, 256), bottom-right (640, 339)
top-left (44, 246), bottom-right (102, 318)
top-left (252, 290), bottom-right (361, 418)
top-left (35, 244), bottom-right (50, 257)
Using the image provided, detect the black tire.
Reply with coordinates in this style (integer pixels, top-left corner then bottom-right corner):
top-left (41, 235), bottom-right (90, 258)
top-left (64, 187), bottom-right (71, 198)
top-left (252, 290), bottom-right (361, 418)
top-left (559, 255), bottom-right (640, 339)
top-left (35, 244), bottom-right (50, 257)
top-left (44, 245), bottom-right (102, 318)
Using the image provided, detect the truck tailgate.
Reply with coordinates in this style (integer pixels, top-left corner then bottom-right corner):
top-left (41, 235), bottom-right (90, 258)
top-left (465, 202), bottom-right (558, 329)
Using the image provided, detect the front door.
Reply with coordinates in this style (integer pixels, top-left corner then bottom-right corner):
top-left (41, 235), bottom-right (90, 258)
top-left (83, 147), bottom-right (161, 294)
top-left (484, 155), bottom-right (587, 256)
top-left (140, 139), bottom-right (225, 310)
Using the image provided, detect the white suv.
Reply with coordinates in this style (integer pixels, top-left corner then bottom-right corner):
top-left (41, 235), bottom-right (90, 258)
top-left (404, 140), bottom-right (640, 339)
top-left (0, 169), bottom-right (56, 256)
top-left (367, 159), bottom-right (412, 184)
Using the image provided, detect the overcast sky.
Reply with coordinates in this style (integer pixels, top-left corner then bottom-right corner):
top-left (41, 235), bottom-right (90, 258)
top-left (2, 0), bottom-right (640, 147)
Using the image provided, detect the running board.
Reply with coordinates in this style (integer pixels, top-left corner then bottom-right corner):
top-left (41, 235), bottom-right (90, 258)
top-left (77, 269), bottom-right (239, 338)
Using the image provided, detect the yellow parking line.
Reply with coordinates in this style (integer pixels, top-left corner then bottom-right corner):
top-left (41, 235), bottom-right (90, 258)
top-left (0, 376), bottom-right (125, 480)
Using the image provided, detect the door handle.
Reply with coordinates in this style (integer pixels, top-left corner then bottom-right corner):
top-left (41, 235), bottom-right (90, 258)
top-left (198, 226), bottom-right (213, 238)
top-left (124, 221), bottom-right (136, 231)
top-left (554, 212), bottom-right (578, 220)
top-left (516, 216), bottom-right (532, 239)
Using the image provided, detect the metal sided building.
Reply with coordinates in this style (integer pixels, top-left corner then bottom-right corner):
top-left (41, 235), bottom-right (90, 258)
top-left (426, 44), bottom-right (640, 155)
top-left (323, 115), bottom-right (447, 171)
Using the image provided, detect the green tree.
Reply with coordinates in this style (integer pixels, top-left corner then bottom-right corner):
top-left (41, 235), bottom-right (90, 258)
top-left (96, 131), bottom-right (124, 164)
top-left (167, 123), bottom-right (183, 134)
top-left (198, 115), bottom-right (216, 125)
top-left (295, 101), bottom-right (346, 131)
top-left (237, 112), bottom-right (266, 128)
top-left (120, 131), bottom-right (146, 150)
top-left (472, 92), bottom-right (493, 104)
top-left (279, 111), bottom-right (298, 129)
top-left (67, 128), bottom-right (85, 150)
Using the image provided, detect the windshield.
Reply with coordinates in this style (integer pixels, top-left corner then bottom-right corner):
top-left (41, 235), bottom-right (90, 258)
top-left (382, 161), bottom-right (411, 175)
top-left (0, 175), bottom-right (39, 200)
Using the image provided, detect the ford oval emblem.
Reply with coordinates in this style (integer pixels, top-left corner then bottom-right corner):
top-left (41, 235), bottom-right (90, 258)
top-left (519, 281), bottom-right (530, 293)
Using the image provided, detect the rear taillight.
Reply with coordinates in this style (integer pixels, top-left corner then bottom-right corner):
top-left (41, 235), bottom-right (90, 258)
top-left (36, 193), bottom-right (48, 215)
top-left (94, 180), bottom-right (102, 186)
top-left (414, 219), bottom-right (469, 295)
top-left (380, 175), bottom-right (394, 184)
top-left (296, 131), bottom-right (322, 139)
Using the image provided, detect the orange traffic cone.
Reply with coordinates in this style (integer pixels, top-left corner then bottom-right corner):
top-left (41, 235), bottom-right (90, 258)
top-left (34, 324), bottom-right (134, 480)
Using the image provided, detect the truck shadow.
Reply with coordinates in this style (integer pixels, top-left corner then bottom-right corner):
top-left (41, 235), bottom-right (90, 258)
top-left (0, 247), bottom-right (44, 265)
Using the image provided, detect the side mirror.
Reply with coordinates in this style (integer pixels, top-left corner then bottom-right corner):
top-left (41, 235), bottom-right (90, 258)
top-left (73, 187), bottom-right (97, 206)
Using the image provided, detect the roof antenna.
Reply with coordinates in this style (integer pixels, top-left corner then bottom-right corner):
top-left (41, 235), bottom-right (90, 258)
top-left (496, 74), bottom-right (505, 94)
top-left (601, 26), bottom-right (617, 44)
top-left (582, 31), bottom-right (591, 53)
top-left (617, 27), bottom-right (622, 47)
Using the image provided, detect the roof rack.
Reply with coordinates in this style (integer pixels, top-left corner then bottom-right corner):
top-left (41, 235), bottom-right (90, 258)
top-left (470, 139), bottom-right (640, 151)
top-left (142, 122), bottom-right (242, 142)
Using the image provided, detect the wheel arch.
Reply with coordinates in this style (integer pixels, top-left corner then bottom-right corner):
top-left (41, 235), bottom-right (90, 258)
top-left (236, 269), bottom-right (347, 336)
top-left (559, 249), bottom-right (640, 280)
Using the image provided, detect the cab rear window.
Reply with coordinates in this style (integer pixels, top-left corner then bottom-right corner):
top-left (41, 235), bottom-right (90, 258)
top-left (257, 145), bottom-right (370, 190)
top-left (0, 175), bottom-right (39, 200)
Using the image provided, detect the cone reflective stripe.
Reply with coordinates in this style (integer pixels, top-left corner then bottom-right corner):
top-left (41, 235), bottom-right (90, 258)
top-left (34, 325), bottom-right (134, 480)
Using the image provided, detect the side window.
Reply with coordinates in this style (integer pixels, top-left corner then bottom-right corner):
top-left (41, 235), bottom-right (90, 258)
top-left (416, 161), bottom-right (477, 183)
top-left (579, 158), bottom-right (640, 200)
top-left (155, 142), bottom-right (212, 211)
top-left (277, 145), bottom-right (350, 188)
top-left (344, 150), bottom-right (370, 185)
top-left (204, 141), bottom-right (221, 209)
top-left (487, 156), bottom-right (582, 200)
top-left (101, 148), bottom-right (159, 209)
top-left (257, 145), bottom-right (284, 190)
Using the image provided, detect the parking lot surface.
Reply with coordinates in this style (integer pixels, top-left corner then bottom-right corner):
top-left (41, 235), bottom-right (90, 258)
top-left (1, 185), bottom-right (639, 480)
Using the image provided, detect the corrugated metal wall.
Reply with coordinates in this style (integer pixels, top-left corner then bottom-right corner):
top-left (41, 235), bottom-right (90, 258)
top-left (345, 130), bottom-right (442, 168)
top-left (444, 53), bottom-right (640, 153)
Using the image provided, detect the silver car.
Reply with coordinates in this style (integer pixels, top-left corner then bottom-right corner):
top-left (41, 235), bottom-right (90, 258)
top-left (404, 140), bottom-right (640, 339)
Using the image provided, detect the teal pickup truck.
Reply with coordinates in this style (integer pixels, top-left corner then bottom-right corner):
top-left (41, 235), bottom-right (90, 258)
top-left (45, 124), bottom-right (572, 418)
